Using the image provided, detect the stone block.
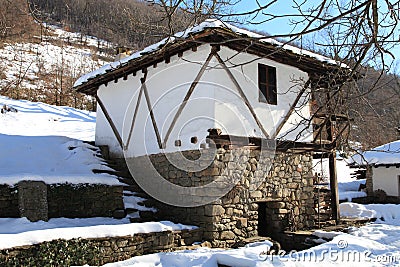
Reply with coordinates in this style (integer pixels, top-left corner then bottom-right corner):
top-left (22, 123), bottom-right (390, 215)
top-left (233, 209), bottom-right (243, 216)
top-left (236, 218), bottom-right (248, 228)
top-left (226, 208), bottom-right (233, 215)
top-left (250, 191), bottom-right (262, 198)
top-left (18, 181), bottom-right (48, 222)
top-left (204, 205), bottom-right (225, 216)
top-left (277, 209), bottom-right (288, 214)
top-left (220, 231), bottom-right (235, 240)
top-left (113, 209), bottom-right (126, 219)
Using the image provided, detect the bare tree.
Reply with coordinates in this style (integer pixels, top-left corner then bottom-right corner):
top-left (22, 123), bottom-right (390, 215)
top-left (145, 0), bottom-right (400, 150)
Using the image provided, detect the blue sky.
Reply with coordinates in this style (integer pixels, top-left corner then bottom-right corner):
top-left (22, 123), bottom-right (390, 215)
top-left (232, 1), bottom-right (316, 36)
top-left (231, 1), bottom-right (400, 71)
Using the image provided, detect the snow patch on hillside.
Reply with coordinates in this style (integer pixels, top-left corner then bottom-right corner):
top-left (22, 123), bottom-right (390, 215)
top-left (0, 25), bottom-right (111, 93)
top-left (0, 95), bottom-right (121, 185)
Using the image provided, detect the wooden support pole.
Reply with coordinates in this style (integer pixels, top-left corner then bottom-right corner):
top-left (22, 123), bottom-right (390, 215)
top-left (214, 52), bottom-right (270, 139)
top-left (162, 51), bottom-right (215, 147)
top-left (271, 79), bottom-right (310, 139)
top-left (326, 117), bottom-right (340, 223)
top-left (95, 95), bottom-right (124, 149)
top-left (329, 149), bottom-right (339, 222)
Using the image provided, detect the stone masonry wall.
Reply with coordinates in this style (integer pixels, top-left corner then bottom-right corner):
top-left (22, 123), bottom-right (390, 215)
top-left (0, 228), bottom-right (202, 266)
top-left (47, 183), bottom-right (124, 218)
top-left (0, 182), bottom-right (124, 220)
top-left (0, 184), bottom-right (19, 217)
top-left (134, 147), bottom-right (314, 247)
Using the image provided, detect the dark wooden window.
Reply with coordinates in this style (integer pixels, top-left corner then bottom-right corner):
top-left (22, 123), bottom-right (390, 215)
top-left (258, 64), bottom-right (277, 105)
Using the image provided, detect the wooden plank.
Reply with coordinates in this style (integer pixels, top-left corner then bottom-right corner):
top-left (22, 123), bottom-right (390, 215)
top-left (214, 53), bottom-right (270, 139)
top-left (95, 95), bottom-right (124, 149)
top-left (271, 80), bottom-right (310, 139)
top-left (326, 115), bottom-right (340, 223)
top-left (162, 51), bottom-right (215, 148)
top-left (143, 83), bottom-right (163, 149)
top-left (124, 84), bottom-right (145, 150)
top-left (329, 151), bottom-right (339, 222)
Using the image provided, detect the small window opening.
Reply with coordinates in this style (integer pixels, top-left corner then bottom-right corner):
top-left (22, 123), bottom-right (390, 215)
top-left (258, 64), bottom-right (277, 105)
top-left (191, 136), bottom-right (198, 144)
top-left (175, 140), bottom-right (182, 147)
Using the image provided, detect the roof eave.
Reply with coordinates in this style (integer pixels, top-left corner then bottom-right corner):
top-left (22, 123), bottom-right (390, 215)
top-left (75, 28), bottom-right (347, 96)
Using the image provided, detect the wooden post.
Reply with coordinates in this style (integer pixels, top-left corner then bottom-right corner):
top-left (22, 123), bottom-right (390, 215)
top-left (329, 149), bottom-right (339, 223)
top-left (326, 117), bottom-right (340, 223)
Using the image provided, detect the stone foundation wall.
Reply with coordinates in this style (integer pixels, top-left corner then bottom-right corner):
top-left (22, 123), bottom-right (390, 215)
top-left (47, 183), bottom-right (124, 218)
top-left (0, 182), bottom-right (124, 220)
top-left (0, 185), bottom-right (19, 217)
top-left (132, 147), bottom-right (314, 247)
top-left (0, 228), bottom-right (202, 266)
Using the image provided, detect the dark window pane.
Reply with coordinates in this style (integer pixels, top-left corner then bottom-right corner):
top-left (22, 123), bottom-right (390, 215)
top-left (258, 64), bottom-right (277, 105)
top-left (258, 64), bottom-right (266, 83)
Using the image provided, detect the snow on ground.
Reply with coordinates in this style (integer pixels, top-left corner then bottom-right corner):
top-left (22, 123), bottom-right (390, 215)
top-left (341, 202), bottom-right (400, 225)
top-left (313, 157), bottom-right (367, 201)
top-left (0, 95), bottom-right (398, 266)
top-left (123, 191), bottom-right (158, 215)
top-left (94, 204), bottom-right (400, 267)
top-left (0, 218), bottom-right (195, 250)
top-left (0, 95), bottom-right (120, 185)
top-left (44, 23), bottom-right (112, 49)
top-left (0, 25), bottom-right (110, 92)
top-left (0, 95), bottom-right (95, 140)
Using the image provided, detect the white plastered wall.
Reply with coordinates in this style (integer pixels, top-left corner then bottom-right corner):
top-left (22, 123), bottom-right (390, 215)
top-left (95, 44), bottom-right (312, 158)
top-left (373, 166), bottom-right (400, 196)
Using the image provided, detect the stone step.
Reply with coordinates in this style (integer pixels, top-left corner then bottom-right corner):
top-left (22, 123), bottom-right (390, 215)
top-left (91, 145), bottom-right (160, 223)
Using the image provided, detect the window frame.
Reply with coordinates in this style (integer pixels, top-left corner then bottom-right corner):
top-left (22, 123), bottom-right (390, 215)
top-left (258, 63), bottom-right (277, 105)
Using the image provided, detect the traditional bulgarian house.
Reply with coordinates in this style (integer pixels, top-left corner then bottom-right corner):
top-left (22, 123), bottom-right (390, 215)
top-left (351, 140), bottom-right (400, 201)
top-left (74, 19), bottom-right (348, 247)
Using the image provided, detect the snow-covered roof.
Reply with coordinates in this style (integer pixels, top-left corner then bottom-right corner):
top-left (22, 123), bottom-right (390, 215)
top-left (350, 140), bottom-right (400, 166)
top-left (74, 19), bottom-right (347, 90)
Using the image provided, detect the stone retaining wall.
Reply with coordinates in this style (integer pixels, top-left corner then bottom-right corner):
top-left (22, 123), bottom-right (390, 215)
top-left (0, 228), bottom-right (202, 266)
top-left (0, 182), bottom-right (124, 221)
top-left (131, 147), bottom-right (315, 247)
top-left (0, 185), bottom-right (19, 217)
top-left (48, 183), bottom-right (124, 218)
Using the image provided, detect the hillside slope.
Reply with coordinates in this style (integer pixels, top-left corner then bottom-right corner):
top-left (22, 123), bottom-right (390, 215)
top-left (0, 22), bottom-right (113, 109)
top-left (0, 95), bottom-right (119, 185)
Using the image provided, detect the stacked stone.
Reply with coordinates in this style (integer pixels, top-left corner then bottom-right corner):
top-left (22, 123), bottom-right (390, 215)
top-left (0, 184), bottom-right (19, 217)
top-left (47, 183), bottom-right (124, 218)
top-left (0, 182), bottom-right (124, 220)
top-left (0, 228), bottom-right (202, 266)
top-left (146, 147), bottom-right (315, 247)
